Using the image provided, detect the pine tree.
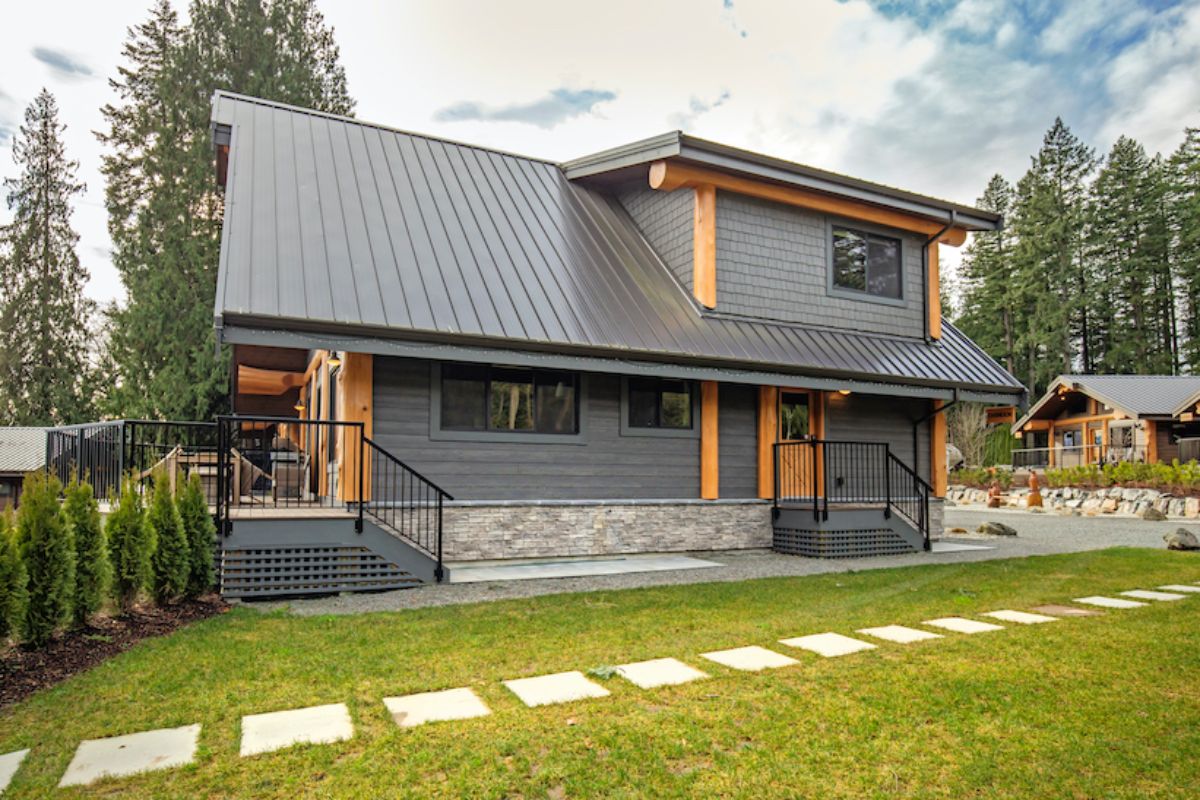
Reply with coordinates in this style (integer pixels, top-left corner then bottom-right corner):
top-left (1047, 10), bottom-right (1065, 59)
top-left (956, 175), bottom-right (1018, 374)
top-left (148, 472), bottom-right (189, 602)
top-left (107, 479), bottom-right (154, 609)
top-left (1170, 128), bottom-right (1200, 371)
top-left (16, 472), bottom-right (74, 646)
top-left (100, 0), bottom-right (353, 420)
top-left (64, 475), bottom-right (111, 625)
top-left (177, 473), bottom-right (216, 597)
top-left (0, 89), bottom-right (94, 425)
top-left (0, 508), bottom-right (27, 641)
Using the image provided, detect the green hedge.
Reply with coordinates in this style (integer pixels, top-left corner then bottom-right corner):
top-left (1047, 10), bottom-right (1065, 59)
top-left (1044, 460), bottom-right (1200, 492)
top-left (949, 466), bottom-right (1014, 490)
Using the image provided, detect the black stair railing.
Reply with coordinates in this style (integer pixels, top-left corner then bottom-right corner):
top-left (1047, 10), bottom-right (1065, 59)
top-left (885, 452), bottom-right (932, 550)
top-left (363, 437), bottom-right (453, 582)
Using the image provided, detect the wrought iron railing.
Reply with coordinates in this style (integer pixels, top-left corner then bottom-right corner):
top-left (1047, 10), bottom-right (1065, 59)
top-left (364, 437), bottom-right (453, 581)
top-left (773, 439), bottom-right (931, 550)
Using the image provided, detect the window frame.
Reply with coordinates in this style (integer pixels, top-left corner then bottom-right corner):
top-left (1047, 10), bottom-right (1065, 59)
top-left (429, 362), bottom-right (587, 445)
top-left (826, 220), bottom-right (907, 307)
top-left (619, 376), bottom-right (701, 439)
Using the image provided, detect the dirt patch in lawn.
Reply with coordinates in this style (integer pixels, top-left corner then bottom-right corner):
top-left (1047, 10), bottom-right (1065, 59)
top-left (0, 595), bottom-right (228, 708)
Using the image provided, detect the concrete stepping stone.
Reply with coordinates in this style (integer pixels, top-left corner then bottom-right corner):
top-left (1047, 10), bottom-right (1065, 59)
top-left (1031, 604), bottom-right (1102, 617)
top-left (700, 646), bottom-right (798, 672)
top-left (1121, 589), bottom-right (1186, 601)
top-left (982, 610), bottom-right (1059, 625)
top-left (1158, 585), bottom-right (1200, 593)
top-left (59, 724), bottom-right (200, 787)
top-left (0, 749), bottom-right (29, 793)
top-left (503, 671), bottom-right (610, 707)
top-left (779, 632), bottom-right (876, 657)
top-left (615, 657), bottom-right (708, 689)
top-left (383, 688), bottom-right (490, 728)
top-left (240, 703), bottom-right (353, 757)
top-left (1074, 596), bottom-right (1146, 609)
top-left (858, 625), bottom-right (943, 644)
top-left (922, 617), bottom-right (1004, 634)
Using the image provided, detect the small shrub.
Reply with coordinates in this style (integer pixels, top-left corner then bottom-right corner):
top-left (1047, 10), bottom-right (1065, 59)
top-left (107, 478), bottom-right (154, 609)
top-left (177, 473), bottom-right (215, 597)
top-left (949, 466), bottom-right (1013, 490)
top-left (0, 508), bottom-right (27, 640)
top-left (148, 472), bottom-right (189, 602)
top-left (16, 472), bottom-right (75, 646)
top-left (64, 475), bottom-right (111, 625)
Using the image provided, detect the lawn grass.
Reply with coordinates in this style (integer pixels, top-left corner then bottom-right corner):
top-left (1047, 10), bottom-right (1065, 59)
top-left (2, 547), bottom-right (1199, 798)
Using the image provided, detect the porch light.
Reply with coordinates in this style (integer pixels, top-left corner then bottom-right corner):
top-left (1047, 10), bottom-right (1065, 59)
top-left (837, 389), bottom-right (851, 395)
top-left (294, 401), bottom-right (306, 412)
top-left (326, 351), bottom-right (342, 368)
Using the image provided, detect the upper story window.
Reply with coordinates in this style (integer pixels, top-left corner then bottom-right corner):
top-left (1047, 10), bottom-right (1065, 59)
top-left (831, 226), bottom-right (902, 300)
top-left (441, 364), bottom-right (578, 435)
top-left (627, 378), bottom-right (693, 430)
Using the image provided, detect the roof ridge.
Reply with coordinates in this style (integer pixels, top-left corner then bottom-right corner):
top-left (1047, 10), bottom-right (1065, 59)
top-left (211, 90), bottom-right (558, 167)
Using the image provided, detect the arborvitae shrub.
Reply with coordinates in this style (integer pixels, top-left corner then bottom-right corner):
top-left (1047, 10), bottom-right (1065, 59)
top-left (148, 472), bottom-right (189, 602)
top-left (16, 471), bottom-right (74, 646)
top-left (177, 473), bottom-right (215, 597)
top-left (107, 478), bottom-right (154, 609)
top-left (64, 475), bottom-right (111, 625)
top-left (0, 507), bottom-right (27, 640)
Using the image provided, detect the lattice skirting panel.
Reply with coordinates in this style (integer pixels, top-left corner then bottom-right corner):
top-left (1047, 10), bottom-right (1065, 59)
top-left (773, 527), bottom-right (917, 558)
top-left (220, 544), bottom-right (424, 599)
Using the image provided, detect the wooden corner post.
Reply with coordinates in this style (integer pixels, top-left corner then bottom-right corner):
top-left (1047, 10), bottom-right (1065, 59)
top-left (757, 386), bottom-right (778, 499)
top-left (701, 380), bottom-right (719, 500)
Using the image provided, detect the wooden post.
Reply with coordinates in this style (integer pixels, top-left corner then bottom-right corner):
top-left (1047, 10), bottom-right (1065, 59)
top-left (931, 399), bottom-right (947, 498)
top-left (1145, 420), bottom-right (1158, 463)
top-left (811, 390), bottom-right (825, 498)
top-left (337, 353), bottom-right (374, 501)
top-left (693, 184), bottom-right (717, 308)
top-left (928, 241), bottom-right (942, 340)
top-left (701, 380), bottom-right (719, 500)
top-left (757, 386), bottom-right (778, 499)
top-left (1048, 420), bottom-right (1056, 467)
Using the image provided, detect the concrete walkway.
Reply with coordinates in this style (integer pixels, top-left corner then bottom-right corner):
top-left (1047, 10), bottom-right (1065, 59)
top-left (247, 508), bottom-right (1190, 616)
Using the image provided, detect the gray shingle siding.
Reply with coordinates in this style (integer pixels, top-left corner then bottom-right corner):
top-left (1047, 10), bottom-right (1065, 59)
top-left (714, 192), bottom-right (926, 338)
top-left (617, 186), bottom-right (694, 293)
top-left (824, 393), bottom-right (932, 483)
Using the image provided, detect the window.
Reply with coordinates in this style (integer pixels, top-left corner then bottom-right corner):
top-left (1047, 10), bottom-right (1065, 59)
top-left (440, 364), bottom-right (578, 435)
top-left (832, 226), bottom-right (902, 300)
top-left (627, 378), bottom-right (693, 430)
top-left (780, 392), bottom-right (810, 440)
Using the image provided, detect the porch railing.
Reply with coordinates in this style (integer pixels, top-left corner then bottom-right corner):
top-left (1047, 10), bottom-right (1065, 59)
top-left (1011, 445), bottom-right (1148, 469)
top-left (364, 437), bottom-right (453, 581)
top-left (773, 439), bottom-right (932, 550)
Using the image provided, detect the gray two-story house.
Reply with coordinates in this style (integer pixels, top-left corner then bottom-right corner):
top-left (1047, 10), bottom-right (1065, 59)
top-left (208, 91), bottom-right (1023, 595)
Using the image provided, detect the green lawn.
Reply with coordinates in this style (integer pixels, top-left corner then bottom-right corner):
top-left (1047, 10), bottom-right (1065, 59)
top-left (2, 548), bottom-right (1199, 798)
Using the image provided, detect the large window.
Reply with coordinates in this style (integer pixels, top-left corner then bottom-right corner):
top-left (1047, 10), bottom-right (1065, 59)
top-left (440, 364), bottom-right (578, 435)
top-left (627, 378), bottom-right (693, 430)
top-left (832, 226), bottom-right (902, 300)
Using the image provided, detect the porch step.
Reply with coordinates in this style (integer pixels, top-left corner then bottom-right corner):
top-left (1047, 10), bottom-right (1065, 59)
top-left (772, 505), bottom-right (924, 558)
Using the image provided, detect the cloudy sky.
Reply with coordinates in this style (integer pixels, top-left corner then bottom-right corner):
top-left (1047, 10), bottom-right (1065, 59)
top-left (2, 0), bottom-right (1199, 304)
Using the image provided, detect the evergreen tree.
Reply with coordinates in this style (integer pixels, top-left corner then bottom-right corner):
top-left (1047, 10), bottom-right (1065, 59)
top-left (15, 472), bottom-right (74, 646)
top-left (100, 0), bottom-right (353, 420)
top-left (64, 475), bottom-right (111, 625)
top-left (0, 89), bottom-right (94, 425)
top-left (177, 473), bottom-right (216, 597)
top-left (107, 479), bottom-right (154, 609)
top-left (148, 472), bottom-right (189, 602)
top-left (0, 508), bottom-right (27, 641)
top-left (957, 175), bottom-right (1018, 374)
top-left (1170, 128), bottom-right (1200, 371)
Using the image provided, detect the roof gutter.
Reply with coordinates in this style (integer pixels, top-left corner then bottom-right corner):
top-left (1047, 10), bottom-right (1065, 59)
top-left (922, 211), bottom-right (956, 344)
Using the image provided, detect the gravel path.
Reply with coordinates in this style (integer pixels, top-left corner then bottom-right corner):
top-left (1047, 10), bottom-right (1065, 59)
top-left (245, 509), bottom-right (1193, 617)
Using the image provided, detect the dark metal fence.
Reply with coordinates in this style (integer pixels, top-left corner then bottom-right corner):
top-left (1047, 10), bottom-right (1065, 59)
top-left (773, 439), bottom-right (931, 550)
top-left (364, 437), bottom-right (453, 581)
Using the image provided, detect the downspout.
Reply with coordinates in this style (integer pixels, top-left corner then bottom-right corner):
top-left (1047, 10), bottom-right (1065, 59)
top-left (921, 210), bottom-right (957, 344)
top-left (912, 388), bottom-right (960, 479)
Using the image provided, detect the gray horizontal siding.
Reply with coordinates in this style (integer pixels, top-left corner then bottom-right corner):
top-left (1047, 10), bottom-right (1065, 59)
top-left (719, 383), bottom-right (759, 499)
top-left (374, 357), bottom-right (704, 500)
top-left (824, 393), bottom-right (932, 483)
top-left (714, 192), bottom-right (926, 338)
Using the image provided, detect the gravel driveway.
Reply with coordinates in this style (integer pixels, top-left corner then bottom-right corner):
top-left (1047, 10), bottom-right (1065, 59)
top-left (246, 508), bottom-right (1193, 617)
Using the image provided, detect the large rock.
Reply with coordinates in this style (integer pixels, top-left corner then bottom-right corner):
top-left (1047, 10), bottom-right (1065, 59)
top-left (1164, 528), bottom-right (1200, 550)
top-left (1186, 498), bottom-right (1200, 518)
top-left (977, 521), bottom-right (1018, 537)
top-left (1100, 497), bottom-right (1119, 514)
top-left (1141, 506), bottom-right (1168, 521)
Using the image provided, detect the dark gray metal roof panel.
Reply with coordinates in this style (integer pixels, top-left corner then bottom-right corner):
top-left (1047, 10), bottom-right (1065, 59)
top-left (213, 92), bottom-right (1022, 396)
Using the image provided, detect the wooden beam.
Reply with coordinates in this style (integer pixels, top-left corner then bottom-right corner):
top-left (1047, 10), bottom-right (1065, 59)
top-left (931, 399), bottom-right (947, 498)
top-left (756, 386), bottom-right (778, 499)
top-left (236, 364), bottom-right (305, 396)
top-left (693, 184), bottom-right (717, 308)
top-left (928, 240), bottom-right (942, 340)
top-left (649, 159), bottom-right (969, 245)
top-left (701, 380), bottom-right (719, 500)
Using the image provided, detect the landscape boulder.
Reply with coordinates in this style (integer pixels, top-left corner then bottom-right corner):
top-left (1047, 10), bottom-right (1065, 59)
top-left (1141, 506), bottom-right (1168, 521)
top-left (1164, 528), bottom-right (1200, 551)
top-left (977, 521), bottom-right (1017, 537)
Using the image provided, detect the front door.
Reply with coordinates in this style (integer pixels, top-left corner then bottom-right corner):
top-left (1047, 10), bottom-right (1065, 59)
top-left (778, 392), bottom-right (816, 497)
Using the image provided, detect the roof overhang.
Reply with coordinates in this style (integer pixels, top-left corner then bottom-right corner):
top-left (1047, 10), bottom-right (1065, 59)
top-left (219, 319), bottom-right (1022, 406)
top-left (1172, 389), bottom-right (1200, 419)
top-left (1012, 376), bottom-right (1140, 433)
top-left (563, 132), bottom-right (1001, 233)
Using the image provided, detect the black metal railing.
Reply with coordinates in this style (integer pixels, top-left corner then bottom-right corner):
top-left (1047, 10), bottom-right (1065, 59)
top-left (773, 439), bottom-right (932, 550)
top-left (214, 415), bottom-right (365, 532)
top-left (364, 437), bottom-right (453, 581)
top-left (45, 420), bottom-right (218, 500)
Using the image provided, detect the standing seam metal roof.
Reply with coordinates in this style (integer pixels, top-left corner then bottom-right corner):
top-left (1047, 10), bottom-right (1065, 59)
top-left (211, 92), bottom-right (1023, 395)
top-left (1016, 375), bottom-right (1200, 425)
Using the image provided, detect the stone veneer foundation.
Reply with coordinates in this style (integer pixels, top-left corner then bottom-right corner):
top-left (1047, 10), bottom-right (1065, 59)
top-left (441, 500), bottom-right (773, 562)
